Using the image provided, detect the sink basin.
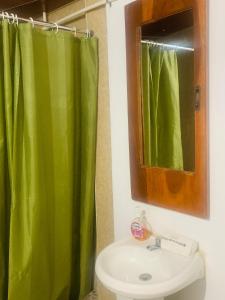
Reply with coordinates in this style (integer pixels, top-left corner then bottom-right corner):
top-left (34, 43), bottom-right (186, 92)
top-left (95, 238), bottom-right (204, 300)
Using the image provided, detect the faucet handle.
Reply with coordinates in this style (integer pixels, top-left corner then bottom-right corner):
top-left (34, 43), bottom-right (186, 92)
top-left (146, 236), bottom-right (161, 251)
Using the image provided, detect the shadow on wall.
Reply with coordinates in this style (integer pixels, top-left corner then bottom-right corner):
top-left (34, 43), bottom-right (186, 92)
top-left (166, 279), bottom-right (206, 300)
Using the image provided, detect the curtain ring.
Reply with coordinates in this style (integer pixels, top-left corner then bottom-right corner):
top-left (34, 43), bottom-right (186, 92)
top-left (15, 14), bottom-right (19, 26)
top-left (10, 13), bottom-right (15, 24)
top-left (29, 17), bottom-right (35, 28)
top-left (54, 23), bottom-right (59, 33)
top-left (4, 12), bottom-right (10, 23)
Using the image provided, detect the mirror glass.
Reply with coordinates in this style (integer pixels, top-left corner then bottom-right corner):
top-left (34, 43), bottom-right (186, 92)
top-left (140, 9), bottom-right (195, 172)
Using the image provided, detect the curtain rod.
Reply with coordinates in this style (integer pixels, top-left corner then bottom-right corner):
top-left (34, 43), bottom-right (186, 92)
top-left (0, 12), bottom-right (93, 36)
top-left (142, 40), bottom-right (194, 52)
top-left (56, 0), bottom-right (117, 25)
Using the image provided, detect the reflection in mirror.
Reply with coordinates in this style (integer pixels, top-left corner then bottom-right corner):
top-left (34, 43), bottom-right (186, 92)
top-left (141, 9), bottom-right (195, 172)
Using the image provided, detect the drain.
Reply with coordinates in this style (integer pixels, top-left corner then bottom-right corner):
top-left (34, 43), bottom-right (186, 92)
top-left (139, 273), bottom-right (152, 281)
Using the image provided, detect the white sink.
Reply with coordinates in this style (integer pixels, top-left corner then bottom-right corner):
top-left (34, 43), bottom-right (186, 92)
top-left (95, 238), bottom-right (204, 300)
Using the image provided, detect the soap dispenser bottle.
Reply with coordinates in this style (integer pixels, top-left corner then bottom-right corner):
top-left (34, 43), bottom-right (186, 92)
top-left (131, 209), bottom-right (152, 241)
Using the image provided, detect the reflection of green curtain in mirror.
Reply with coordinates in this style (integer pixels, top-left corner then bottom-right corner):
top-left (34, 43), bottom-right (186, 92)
top-left (141, 44), bottom-right (183, 170)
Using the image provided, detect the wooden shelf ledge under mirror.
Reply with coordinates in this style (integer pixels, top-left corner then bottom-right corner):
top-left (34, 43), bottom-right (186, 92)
top-left (125, 0), bottom-right (209, 218)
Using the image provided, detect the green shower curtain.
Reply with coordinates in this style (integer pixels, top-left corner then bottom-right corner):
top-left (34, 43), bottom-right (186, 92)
top-left (0, 20), bottom-right (98, 300)
top-left (141, 43), bottom-right (183, 170)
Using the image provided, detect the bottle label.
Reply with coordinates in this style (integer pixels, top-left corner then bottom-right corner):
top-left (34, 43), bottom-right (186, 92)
top-left (131, 221), bottom-right (145, 240)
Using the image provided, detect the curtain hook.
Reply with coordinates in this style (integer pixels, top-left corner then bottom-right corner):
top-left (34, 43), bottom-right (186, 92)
top-left (85, 20), bottom-right (89, 37)
top-left (85, 29), bottom-right (89, 38)
top-left (1, 11), bottom-right (5, 20)
top-left (84, 0), bottom-right (89, 38)
top-left (54, 23), bottom-right (59, 33)
top-left (29, 17), bottom-right (35, 28)
top-left (73, 26), bottom-right (77, 37)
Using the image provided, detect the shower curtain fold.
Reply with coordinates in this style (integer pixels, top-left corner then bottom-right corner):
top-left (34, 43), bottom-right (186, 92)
top-left (0, 20), bottom-right (98, 300)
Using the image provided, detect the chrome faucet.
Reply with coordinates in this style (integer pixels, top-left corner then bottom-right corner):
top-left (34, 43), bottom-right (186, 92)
top-left (146, 237), bottom-right (161, 251)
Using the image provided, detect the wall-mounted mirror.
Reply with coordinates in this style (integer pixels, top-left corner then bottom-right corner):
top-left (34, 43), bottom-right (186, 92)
top-left (125, 0), bottom-right (208, 218)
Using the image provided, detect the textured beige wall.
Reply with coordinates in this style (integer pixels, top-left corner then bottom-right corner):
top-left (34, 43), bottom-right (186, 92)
top-left (48, 2), bottom-right (115, 300)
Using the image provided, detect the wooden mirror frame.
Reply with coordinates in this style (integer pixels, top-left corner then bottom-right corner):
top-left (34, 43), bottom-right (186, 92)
top-left (125, 0), bottom-right (209, 218)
